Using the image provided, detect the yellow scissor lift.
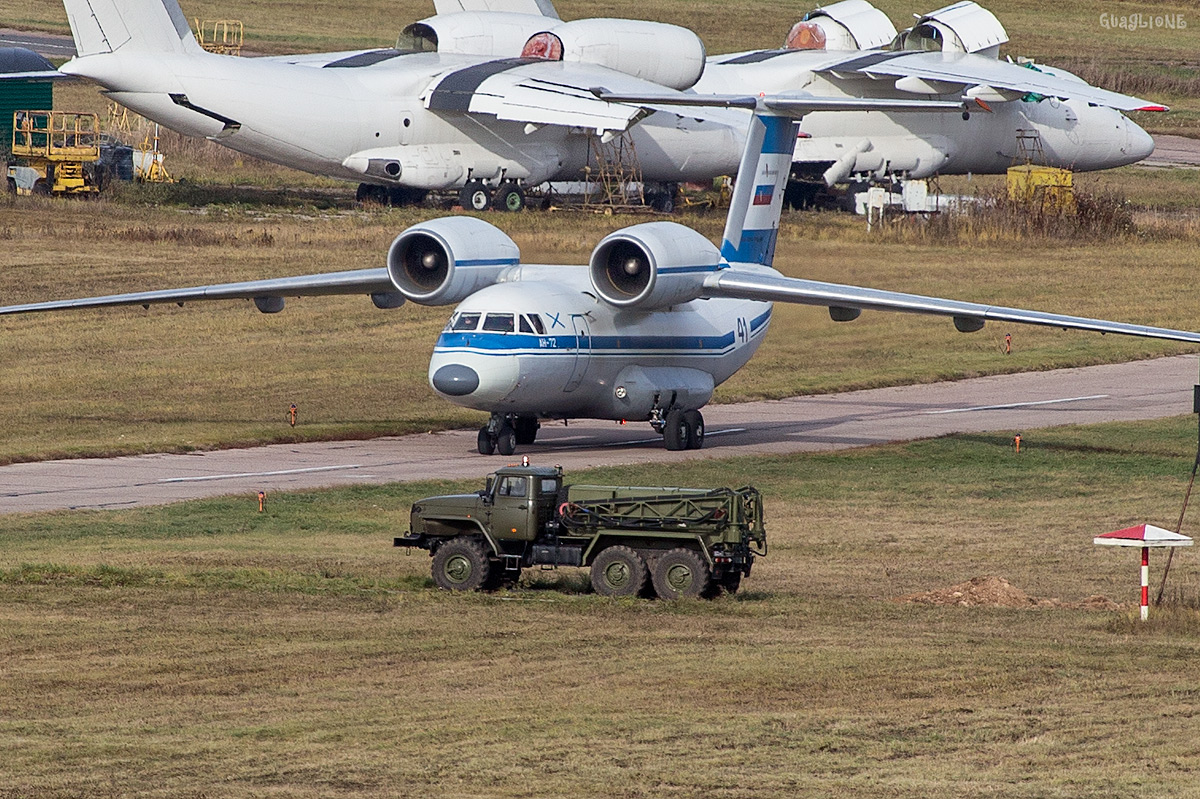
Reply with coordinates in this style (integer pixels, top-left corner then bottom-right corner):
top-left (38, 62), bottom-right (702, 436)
top-left (7, 111), bottom-right (101, 196)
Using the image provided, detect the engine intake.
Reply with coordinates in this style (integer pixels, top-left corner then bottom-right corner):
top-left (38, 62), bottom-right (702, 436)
top-left (787, 0), bottom-right (897, 51)
top-left (589, 222), bottom-right (720, 310)
top-left (387, 217), bottom-right (519, 306)
top-left (521, 19), bottom-right (706, 90)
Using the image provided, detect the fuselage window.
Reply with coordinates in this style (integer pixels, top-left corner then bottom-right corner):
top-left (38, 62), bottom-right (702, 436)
top-left (528, 314), bottom-right (546, 334)
top-left (450, 312), bottom-right (482, 331)
top-left (483, 313), bottom-right (515, 333)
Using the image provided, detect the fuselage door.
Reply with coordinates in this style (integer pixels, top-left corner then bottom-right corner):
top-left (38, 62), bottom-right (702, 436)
top-left (564, 314), bottom-right (591, 393)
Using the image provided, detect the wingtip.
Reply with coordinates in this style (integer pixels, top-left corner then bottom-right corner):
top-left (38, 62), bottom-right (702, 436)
top-left (1136, 104), bottom-right (1170, 112)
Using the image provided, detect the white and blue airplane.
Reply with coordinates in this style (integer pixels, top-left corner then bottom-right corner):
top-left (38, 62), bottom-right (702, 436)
top-left (3, 96), bottom-right (1200, 455)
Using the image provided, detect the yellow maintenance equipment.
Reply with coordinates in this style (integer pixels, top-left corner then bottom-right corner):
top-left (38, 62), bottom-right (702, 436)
top-left (7, 110), bottom-right (101, 196)
top-left (193, 19), bottom-right (244, 55)
top-left (1007, 164), bottom-right (1075, 213)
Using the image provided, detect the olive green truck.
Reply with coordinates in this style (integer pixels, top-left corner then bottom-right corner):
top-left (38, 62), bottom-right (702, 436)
top-left (395, 465), bottom-right (767, 599)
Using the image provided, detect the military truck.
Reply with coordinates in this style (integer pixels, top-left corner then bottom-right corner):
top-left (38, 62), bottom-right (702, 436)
top-left (395, 465), bottom-right (767, 598)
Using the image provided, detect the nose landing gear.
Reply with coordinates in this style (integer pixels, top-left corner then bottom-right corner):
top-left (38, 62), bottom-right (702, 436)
top-left (477, 413), bottom-right (541, 455)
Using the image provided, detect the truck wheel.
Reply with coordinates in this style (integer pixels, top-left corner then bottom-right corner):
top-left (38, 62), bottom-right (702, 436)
top-left (496, 425), bottom-right (517, 456)
top-left (652, 547), bottom-right (711, 599)
top-left (590, 545), bottom-right (649, 597)
top-left (683, 410), bottom-right (704, 450)
top-left (719, 570), bottom-right (742, 595)
top-left (431, 538), bottom-right (493, 591)
top-left (5, 177), bottom-right (15, 195)
top-left (32, 179), bottom-right (49, 196)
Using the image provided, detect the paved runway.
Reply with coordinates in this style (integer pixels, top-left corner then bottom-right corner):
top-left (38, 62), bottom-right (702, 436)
top-left (0, 29), bottom-right (76, 59)
top-left (2, 355), bottom-right (1196, 514)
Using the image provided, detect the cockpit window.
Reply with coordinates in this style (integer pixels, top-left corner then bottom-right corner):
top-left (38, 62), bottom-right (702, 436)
top-left (519, 316), bottom-right (534, 334)
top-left (450, 312), bottom-right (481, 331)
top-left (528, 314), bottom-right (546, 334)
top-left (483, 313), bottom-right (515, 333)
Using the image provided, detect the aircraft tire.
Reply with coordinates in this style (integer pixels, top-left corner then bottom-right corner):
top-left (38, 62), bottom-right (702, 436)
top-left (460, 181), bottom-right (491, 211)
top-left (663, 409), bottom-right (690, 451)
top-left (477, 427), bottom-right (496, 455)
top-left (651, 547), bottom-right (711, 600)
top-left (590, 545), bottom-right (649, 597)
top-left (431, 537), bottom-right (492, 591)
top-left (493, 183), bottom-right (524, 212)
top-left (683, 410), bottom-right (704, 450)
top-left (514, 416), bottom-right (539, 445)
top-left (355, 183), bottom-right (388, 205)
top-left (496, 425), bottom-right (517, 456)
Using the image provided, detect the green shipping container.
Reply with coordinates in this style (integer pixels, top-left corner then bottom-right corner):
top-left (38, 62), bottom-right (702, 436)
top-left (1, 81), bottom-right (53, 151)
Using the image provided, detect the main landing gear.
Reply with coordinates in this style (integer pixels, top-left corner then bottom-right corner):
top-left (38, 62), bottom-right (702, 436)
top-left (655, 408), bottom-right (705, 451)
top-left (478, 413), bottom-right (540, 456)
top-left (458, 180), bottom-right (525, 212)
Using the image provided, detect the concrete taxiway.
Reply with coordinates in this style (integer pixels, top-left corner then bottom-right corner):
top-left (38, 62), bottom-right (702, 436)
top-left (2, 355), bottom-right (1197, 515)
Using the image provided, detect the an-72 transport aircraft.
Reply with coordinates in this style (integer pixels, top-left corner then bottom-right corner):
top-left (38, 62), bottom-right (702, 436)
top-left (3, 98), bottom-right (1200, 456)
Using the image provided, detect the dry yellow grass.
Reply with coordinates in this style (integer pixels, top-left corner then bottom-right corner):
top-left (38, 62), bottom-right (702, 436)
top-left (2, 420), bottom-right (1200, 797)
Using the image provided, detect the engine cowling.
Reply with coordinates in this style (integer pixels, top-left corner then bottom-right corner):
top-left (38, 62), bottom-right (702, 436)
top-left (387, 217), bottom-right (520, 306)
top-left (399, 12), bottom-right (552, 56)
top-left (521, 19), bottom-right (706, 91)
top-left (589, 222), bottom-right (720, 311)
top-left (894, 1), bottom-right (1007, 57)
top-left (786, 0), bottom-right (897, 51)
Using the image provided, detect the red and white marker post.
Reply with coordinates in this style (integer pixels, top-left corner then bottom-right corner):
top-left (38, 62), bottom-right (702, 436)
top-left (1094, 524), bottom-right (1193, 621)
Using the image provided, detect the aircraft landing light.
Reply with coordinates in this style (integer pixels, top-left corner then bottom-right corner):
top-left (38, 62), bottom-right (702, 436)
top-left (157, 464), bottom-right (362, 483)
top-left (921, 395), bottom-right (1108, 416)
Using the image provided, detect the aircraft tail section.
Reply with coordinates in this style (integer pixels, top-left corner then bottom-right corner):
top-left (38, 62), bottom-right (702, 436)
top-left (64, 0), bottom-right (201, 57)
top-left (718, 113), bottom-right (799, 269)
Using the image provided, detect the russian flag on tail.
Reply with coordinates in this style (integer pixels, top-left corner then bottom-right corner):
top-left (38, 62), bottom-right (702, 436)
top-left (752, 185), bottom-right (774, 206)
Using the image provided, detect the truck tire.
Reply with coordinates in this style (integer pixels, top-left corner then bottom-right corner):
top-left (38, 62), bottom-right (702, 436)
top-left (431, 538), bottom-right (493, 591)
top-left (651, 547), bottom-right (711, 599)
top-left (590, 545), bottom-right (649, 597)
top-left (718, 570), bottom-right (742, 595)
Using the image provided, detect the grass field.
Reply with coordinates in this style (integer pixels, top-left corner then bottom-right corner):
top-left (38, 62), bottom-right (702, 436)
top-left (3, 417), bottom-right (1200, 797)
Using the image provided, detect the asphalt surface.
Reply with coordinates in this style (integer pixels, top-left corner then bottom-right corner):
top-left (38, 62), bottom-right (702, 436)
top-left (2, 355), bottom-right (1197, 514)
top-left (0, 29), bottom-right (76, 59)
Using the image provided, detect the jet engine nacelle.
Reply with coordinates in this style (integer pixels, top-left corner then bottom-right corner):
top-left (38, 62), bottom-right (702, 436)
top-left (521, 19), bottom-right (706, 91)
top-left (894, 1), bottom-right (1008, 57)
top-left (387, 217), bottom-right (519, 306)
top-left (785, 0), bottom-right (898, 51)
top-left (399, 12), bottom-right (552, 56)
top-left (589, 221), bottom-right (720, 311)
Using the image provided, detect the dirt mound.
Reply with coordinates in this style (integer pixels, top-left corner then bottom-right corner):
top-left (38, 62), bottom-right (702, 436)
top-left (895, 576), bottom-right (1120, 610)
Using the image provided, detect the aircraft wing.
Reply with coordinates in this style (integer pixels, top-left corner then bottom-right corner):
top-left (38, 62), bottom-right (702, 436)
top-left (703, 269), bottom-right (1200, 344)
top-left (818, 51), bottom-right (1165, 112)
top-left (0, 269), bottom-right (399, 316)
top-left (424, 59), bottom-right (703, 131)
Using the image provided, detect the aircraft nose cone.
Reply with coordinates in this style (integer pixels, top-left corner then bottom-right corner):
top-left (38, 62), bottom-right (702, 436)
top-left (431, 364), bottom-right (480, 396)
top-left (1125, 117), bottom-right (1155, 163)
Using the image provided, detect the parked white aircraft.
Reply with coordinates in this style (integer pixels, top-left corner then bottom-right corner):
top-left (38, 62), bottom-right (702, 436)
top-left (407, 0), bottom-right (1161, 202)
top-left (3, 97), bottom-right (1198, 455)
top-left (52, 0), bottom-right (747, 210)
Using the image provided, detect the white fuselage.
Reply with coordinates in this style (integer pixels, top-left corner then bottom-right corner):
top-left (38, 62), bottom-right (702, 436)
top-left (427, 271), bottom-right (772, 420)
top-left (61, 49), bottom-right (742, 189)
top-left (695, 52), bottom-right (1154, 179)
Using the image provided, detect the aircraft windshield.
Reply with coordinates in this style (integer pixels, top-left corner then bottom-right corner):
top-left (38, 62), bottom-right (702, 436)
top-left (483, 313), bottom-right (515, 333)
top-left (449, 312), bottom-right (481, 332)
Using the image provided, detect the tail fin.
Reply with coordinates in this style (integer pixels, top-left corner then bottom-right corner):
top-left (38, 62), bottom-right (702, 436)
top-left (64, 0), bottom-right (201, 57)
top-left (718, 113), bottom-right (798, 268)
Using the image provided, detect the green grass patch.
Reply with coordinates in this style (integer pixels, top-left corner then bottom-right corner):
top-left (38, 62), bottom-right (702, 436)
top-left (4, 417), bottom-right (1200, 796)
